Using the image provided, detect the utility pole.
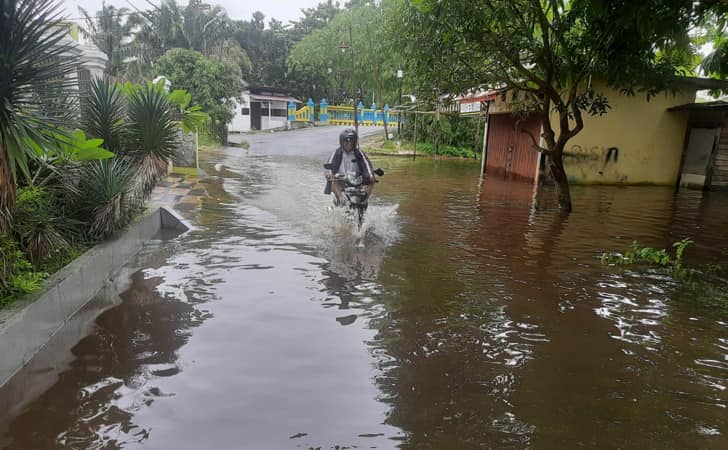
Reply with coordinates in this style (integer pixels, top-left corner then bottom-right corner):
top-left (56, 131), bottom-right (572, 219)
top-left (397, 68), bottom-right (403, 142)
top-left (349, 24), bottom-right (358, 137)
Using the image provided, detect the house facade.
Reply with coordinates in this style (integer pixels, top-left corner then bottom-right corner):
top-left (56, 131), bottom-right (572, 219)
top-left (480, 78), bottom-right (728, 190)
top-left (228, 87), bottom-right (301, 133)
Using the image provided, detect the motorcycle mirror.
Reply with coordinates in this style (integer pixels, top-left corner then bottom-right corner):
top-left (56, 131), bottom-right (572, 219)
top-left (323, 163), bottom-right (333, 170)
top-left (374, 168), bottom-right (384, 176)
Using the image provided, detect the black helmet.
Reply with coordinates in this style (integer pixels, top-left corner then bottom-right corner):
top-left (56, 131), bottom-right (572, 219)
top-left (339, 128), bottom-right (358, 148)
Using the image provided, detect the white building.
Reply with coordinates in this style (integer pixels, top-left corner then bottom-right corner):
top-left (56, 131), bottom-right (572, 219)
top-left (228, 87), bottom-right (301, 133)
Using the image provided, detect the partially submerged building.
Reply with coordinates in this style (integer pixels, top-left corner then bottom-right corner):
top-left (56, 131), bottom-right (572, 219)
top-left (477, 78), bottom-right (728, 190)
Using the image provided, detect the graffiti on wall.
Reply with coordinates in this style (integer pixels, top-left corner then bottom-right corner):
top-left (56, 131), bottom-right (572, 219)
top-left (564, 145), bottom-right (620, 176)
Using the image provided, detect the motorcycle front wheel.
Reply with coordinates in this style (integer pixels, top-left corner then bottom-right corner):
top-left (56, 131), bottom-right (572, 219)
top-left (355, 206), bottom-right (365, 230)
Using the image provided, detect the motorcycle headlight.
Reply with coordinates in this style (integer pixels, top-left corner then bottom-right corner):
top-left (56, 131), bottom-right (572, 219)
top-left (347, 174), bottom-right (363, 185)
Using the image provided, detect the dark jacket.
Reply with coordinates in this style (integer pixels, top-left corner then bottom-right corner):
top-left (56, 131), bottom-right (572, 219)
top-left (324, 147), bottom-right (375, 194)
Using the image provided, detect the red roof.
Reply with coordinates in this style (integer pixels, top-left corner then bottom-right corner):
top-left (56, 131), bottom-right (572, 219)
top-left (249, 94), bottom-right (301, 104)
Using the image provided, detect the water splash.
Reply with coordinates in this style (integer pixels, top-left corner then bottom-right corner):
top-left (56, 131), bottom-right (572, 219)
top-left (238, 156), bottom-right (401, 275)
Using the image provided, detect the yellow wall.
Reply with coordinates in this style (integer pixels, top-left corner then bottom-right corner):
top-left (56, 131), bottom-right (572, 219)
top-left (555, 83), bottom-right (694, 185)
top-left (487, 85), bottom-right (695, 185)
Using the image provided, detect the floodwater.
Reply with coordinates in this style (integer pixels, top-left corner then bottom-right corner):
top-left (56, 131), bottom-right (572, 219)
top-left (1, 135), bottom-right (728, 449)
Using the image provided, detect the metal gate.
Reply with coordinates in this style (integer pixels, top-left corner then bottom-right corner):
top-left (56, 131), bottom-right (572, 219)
top-left (485, 114), bottom-right (541, 181)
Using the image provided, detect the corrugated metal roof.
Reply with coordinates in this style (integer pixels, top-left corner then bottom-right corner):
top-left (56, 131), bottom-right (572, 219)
top-left (249, 94), bottom-right (301, 104)
top-left (668, 100), bottom-right (728, 112)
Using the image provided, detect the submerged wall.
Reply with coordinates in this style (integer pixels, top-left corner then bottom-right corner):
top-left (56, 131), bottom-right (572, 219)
top-left (0, 208), bottom-right (189, 389)
top-left (560, 83), bottom-right (694, 185)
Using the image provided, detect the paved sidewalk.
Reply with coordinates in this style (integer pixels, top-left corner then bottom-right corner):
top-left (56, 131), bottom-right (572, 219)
top-left (148, 172), bottom-right (208, 217)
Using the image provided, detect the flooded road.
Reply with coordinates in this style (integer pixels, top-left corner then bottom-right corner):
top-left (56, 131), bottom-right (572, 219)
top-left (1, 126), bottom-right (728, 449)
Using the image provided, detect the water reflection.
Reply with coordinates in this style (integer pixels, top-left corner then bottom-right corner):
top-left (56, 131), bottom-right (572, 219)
top-left (0, 261), bottom-right (208, 450)
top-left (1, 149), bottom-right (727, 449)
top-left (369, 161), bottom-right (728, 448)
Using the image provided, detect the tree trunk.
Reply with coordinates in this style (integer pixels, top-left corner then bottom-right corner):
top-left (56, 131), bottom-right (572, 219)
top-left (544, 148), bottom-right (572, 213)
top-left (0, 145), bottom-right (16, 230)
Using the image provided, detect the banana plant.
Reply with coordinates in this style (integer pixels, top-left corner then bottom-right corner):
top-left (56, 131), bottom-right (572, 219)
top-left (25, 130), bottom-right (115, 187)
top-left (168, 89), bottom-right (210, 133)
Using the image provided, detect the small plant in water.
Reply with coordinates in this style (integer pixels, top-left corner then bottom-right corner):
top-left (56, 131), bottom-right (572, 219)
top-left (601, 238), bottom-right (694, 274)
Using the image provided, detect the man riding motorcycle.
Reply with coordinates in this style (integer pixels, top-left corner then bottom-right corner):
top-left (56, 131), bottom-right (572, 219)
top-left (324, 129), bottom-right (377, 205)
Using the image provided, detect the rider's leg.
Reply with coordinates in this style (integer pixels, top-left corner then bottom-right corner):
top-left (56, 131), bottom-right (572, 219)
top-left (332, 181), bottom-right (344, 206)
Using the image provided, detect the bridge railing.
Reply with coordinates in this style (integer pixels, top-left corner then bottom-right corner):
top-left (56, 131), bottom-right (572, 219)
top-left (288, 99), bottom-right (399, 127)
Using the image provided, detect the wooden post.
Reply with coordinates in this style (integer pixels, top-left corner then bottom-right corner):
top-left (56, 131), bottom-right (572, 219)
top-left (474, 118), bottom-right (481, 160)
top-left (434, 107), bottom-right (441, 159)
top-left (382, 106), bottom-right (390, 140)
top-left (413, 111), bottom-right (418, 161)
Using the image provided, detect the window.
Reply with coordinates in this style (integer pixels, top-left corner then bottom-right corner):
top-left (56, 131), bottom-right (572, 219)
top-left (241, 107), bottom-right (250, 115)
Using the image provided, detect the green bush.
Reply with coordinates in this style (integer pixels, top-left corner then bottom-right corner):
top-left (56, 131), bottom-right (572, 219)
top-left (13, 187), bottom-right (76, 266)
top-left (37, 244), bottom-right (88, 274)
top-left (400, 113), bottom-right (484, 151)
top-left (0, 234), bottom-right (46, 308)
top-left (601, 238), bottom-right (693, 274)
top-left (198, 132), bottom-right (221, 148)
top-left (76, 159), bottom-right (135, 238)
top-left (415, 143), bottom-right (477, 158)
top-left (125, 82), bottom-right (180, 201)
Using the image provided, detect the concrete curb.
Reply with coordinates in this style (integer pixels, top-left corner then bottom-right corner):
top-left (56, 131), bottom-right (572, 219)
top-left (0, 207), bottom-right (190, 389)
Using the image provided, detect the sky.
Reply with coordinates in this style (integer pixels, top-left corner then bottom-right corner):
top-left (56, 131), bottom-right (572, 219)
top-left (64, 0), bottom-right (327, 25)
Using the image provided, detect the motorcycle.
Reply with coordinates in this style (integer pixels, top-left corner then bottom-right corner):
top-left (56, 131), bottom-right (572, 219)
top-left (324, 163), bottom-right (384, 230)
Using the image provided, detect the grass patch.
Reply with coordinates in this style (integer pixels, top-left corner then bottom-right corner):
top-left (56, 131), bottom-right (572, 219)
top-left (198, 132), bottom-right (221, 151)
top-left (365, 138), bottom-right (478, 159)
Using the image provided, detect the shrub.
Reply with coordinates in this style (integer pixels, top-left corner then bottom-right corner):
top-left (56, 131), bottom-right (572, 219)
top-left (0, 234), bottom-right (45, 307)
top-left (601, 238), bottom-right (694, 274)
top-left (76, 159), bottom-right (134, 238)
top-left (13, 187), bottom-right (76, 266)
top-left (125, 82), bottom-right (180, 202)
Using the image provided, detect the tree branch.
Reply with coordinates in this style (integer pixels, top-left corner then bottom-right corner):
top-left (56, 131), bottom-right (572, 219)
top-left (519, 123), bottom-right (549, 153)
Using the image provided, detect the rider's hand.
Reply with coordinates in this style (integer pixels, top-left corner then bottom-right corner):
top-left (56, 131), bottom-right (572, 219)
top-left (325, 172), bottom-right (334, 180)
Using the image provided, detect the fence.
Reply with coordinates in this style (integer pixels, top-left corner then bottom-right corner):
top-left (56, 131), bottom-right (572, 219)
top-left (287, 98), bottom-right (400, 127)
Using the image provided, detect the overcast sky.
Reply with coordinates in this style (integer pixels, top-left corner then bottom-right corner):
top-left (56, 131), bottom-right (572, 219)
top-left (64, 0), bottom-right (327, 25)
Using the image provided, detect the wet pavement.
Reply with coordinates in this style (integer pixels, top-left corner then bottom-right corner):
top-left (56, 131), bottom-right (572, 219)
top-left (1, 126), bottom-right (727, 449)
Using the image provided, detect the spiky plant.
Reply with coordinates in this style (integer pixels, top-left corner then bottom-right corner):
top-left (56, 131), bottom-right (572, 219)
top-left (125, 82), bottom-right (179, 203)
top-left (13, 187), bottom-right (78, 265)
top-left (82, 79), bottom-right (126, 154)
top-left (78, 159), bottom-right (133, 238)
top-left (0, 0), bottom-right (80, 228)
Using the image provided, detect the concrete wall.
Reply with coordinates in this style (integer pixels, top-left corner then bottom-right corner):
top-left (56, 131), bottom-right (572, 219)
top-left (486, 84), bottom-right (695, 185)
top-left (261, 116), bottom-right (288, 130)
top-left (0, 208), bottom-right (189, 389)
top-left (228, 93), bottom-right (292, 133)
top-left (173, 130), bottom-right (198, 168)
top-left (559, 83), bottom-right (694, 185)
top-left (228, 94), bottom-right (251, 133)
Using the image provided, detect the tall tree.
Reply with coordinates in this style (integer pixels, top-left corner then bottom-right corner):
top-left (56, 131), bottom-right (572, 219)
top-left (126, 1), bottom-right (249, 82)
top-left (234, 12), bottom-right (290, 87)
top-left (152, 48), bottom-right (243, 139)
top-left (400, 0), bottom-right (705, 212)
top-left (288, 0), bottom-right (341, 43)
top-left (79, 2), bottom-right (141, 77)
top-left (288, 1), bottom-right (402, 104)
top-left (698, 1), bottom-right (728, 80)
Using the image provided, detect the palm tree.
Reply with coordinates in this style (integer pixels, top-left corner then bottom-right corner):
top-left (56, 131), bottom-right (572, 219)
top-left (79, 2), bottom-right (142, 77)
top-left (0, 0), bottom-right (79, 228)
